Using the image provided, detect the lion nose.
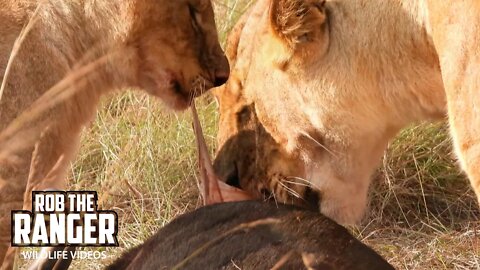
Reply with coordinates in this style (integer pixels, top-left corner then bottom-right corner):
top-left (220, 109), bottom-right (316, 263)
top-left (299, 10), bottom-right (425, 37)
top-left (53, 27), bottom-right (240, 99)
top-left (213, 67), bottom-right (229, 87)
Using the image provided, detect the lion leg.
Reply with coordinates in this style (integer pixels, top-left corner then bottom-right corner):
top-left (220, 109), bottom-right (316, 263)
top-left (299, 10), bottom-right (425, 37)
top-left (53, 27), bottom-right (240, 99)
top-left (448, 78), bottom-right (480, 202)
top-left (0, 179), bottom-right (27, 270)
top-left (1, 127), bottom-right (81, 270)
top-left (22, 126), bottom-right (81, 207)
top-left (427, 1), bottom-right (480, 203)
top-left (447, 80), bottom-right (480, 203)
top-left (23, 155), bottom-right (77, 270)
top-left (0, 148), bottom-right (33, 270)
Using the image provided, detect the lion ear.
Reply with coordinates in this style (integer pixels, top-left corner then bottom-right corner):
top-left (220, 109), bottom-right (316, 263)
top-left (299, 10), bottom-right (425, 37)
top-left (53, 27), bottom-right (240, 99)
top-left (269, 0), bottom-right (328, 48)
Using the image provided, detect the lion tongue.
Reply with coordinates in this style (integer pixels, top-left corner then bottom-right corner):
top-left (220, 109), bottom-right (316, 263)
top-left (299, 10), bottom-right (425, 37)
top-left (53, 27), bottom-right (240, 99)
top-left (191, 102), bottom-right (252, 205)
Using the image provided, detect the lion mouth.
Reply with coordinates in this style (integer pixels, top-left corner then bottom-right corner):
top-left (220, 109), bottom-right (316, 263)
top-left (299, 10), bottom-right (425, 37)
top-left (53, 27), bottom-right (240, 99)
top-left (190, 75), bottom-right (214, 96)
top-left (171, 75), bottom-right (213, 106)
top-left (167, 78), bottom-right (192, 110)
top-left (140, 68), bottom-right (215, 110)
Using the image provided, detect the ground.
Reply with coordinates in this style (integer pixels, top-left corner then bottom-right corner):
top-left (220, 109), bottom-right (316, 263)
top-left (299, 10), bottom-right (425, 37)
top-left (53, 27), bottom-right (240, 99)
top-left (17, 0), bottom-right (480, 269)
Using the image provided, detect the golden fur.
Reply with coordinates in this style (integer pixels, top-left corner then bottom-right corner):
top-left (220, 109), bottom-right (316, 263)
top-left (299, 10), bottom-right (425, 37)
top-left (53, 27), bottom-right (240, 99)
top-left (214, 0), bottom-right (480, 225)
top-left (0, 0), bottom-right (228, 267)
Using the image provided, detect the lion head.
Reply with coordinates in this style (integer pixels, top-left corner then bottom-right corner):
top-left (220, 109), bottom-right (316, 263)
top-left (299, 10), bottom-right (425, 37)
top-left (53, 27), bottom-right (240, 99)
top-left (127, 0), bottom-right (230, 109)
top-left (213, 75), bottom-right (319, 208)
top-left (213, 0), bottom-right (446, 224)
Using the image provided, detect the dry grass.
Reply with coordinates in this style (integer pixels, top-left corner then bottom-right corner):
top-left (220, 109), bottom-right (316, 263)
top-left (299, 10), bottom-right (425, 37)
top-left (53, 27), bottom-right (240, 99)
top-left (358, 123), bottom-right (480, 269)
top-left (67, 93), bottom-right (216, 268)
top-left (18, 0), bottom-right (480, 269)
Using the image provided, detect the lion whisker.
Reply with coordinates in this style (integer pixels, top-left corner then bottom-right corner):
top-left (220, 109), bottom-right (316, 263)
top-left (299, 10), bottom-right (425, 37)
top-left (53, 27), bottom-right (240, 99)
top-left (282, 179), bottom-right (310, 188)
top-left (189, 75), bottom-right (207, 102)
top-left (298, 130), bottom-right (339, 158)
top-left (277, 180), bottom-right (302, 199)
top-left (285, 176), bottom-right (321, 191)
top-left (271, 189), bottom-right (279, 206)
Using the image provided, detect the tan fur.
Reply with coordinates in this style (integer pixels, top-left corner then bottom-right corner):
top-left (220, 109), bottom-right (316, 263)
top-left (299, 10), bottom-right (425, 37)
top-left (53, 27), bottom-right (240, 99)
top-left (214, 0), bottom-right (480, 225)
top-left (0, 0), bottom-right (228, 267)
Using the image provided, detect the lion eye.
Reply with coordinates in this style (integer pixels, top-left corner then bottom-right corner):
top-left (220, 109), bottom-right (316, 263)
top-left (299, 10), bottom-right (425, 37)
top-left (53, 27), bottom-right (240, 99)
top-left (299, 33), bottom-right (310, 42)
top-left (188, 5), bottom-right (201, 33)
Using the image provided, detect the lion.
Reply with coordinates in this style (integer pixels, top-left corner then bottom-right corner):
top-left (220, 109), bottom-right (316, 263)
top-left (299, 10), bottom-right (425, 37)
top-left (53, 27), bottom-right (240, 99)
top-left (0, 0), bottom-right (228, 267)
top-left (213, 0), bottom-right (480, 226)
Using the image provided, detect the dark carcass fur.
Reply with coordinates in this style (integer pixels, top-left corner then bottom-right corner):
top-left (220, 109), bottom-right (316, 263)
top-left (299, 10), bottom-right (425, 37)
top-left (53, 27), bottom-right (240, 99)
top-left (107, 201), bottom-right (394, 270)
